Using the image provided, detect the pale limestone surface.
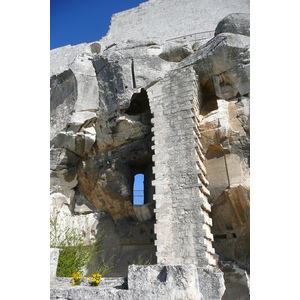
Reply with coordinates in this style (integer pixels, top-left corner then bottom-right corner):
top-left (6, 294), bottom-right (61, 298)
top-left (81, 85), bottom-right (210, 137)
top-left (215, 13), bottom-right (250, 36)
top-left (50, 264), bottom-right (225, 300)
top-left (100, 0), bottom-right (250, 48)
top-left (50, 1), bottom-right (250, 298)
top-left (50, 248), bottom-right (60, 279)
top-left (220, 260), bottom-right (250, 300)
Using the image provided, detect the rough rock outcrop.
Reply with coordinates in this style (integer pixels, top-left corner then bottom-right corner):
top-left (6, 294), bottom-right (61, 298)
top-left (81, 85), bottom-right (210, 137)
top-left (51, 2), bottom-right (250, 297)
top-left (215, 13), bottom-right (250, 36)
top-left (220, 260), bottom-right (250, 300)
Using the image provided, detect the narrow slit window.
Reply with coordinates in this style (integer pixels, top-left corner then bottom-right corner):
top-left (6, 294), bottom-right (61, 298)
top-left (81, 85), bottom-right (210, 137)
top-left (133, 173), bottom-right (144, 205)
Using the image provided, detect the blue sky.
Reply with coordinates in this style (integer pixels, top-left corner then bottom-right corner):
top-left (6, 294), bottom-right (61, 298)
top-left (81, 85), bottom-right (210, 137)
top-left (50, 0), bottom-right (147, 49)
top-left (133, 174), bottom-right (144, 205)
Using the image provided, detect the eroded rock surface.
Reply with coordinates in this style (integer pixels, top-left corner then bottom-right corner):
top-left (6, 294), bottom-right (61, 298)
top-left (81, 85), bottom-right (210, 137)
top-left (220, 260), bottom-right (250, 300)
top-left (50, 10), bottom-right (250, 294)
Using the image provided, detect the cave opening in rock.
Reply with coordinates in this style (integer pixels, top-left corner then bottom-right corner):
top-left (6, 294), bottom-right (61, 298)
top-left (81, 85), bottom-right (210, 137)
top-left (125, 88), bottom-right (151, 115)
top-left (133, 173), bottom-right (144, 205)
top-left (200, 78), bottom-right (218, 115)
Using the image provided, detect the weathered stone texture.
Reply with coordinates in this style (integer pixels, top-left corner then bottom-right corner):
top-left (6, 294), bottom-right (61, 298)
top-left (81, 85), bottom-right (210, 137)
top-left (50, 248), bottom-right (60, 280)
top-left (51, 265), bottom-right (225, 300)
top-left (199, 98), bottom-right (250, 271)
top-left (197, 267), bottom-right (226, 300)
top-left (101, 0), bottom-right (250, 48)
top-left (128, 265), bottom-right (203, 300)
top-left (50, 1), bottom-right (250, 298)
top-left (148, 67), bottom-right (216, 267)
top-left (220, 261), bottom-right (250, 300)
top-left (215, 13), bottom-right (250, 37)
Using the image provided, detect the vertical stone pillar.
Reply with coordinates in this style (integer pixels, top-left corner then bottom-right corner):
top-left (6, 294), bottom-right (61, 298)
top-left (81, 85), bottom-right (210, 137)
top-left (148, 67), bottom-right (217, 267)
top-left (50, 248), bottom-right (60, 279)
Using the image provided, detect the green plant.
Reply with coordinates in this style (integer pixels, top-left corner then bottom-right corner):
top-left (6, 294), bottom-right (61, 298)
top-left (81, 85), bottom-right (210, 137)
top-left (50, 205), bottom-right (60, 248)
top-left (88, 253), bottom-right (115, 277)
top-left (56, 228), bottom-right (103, 277)
top-left (50, 206), bottom-right (110, 277)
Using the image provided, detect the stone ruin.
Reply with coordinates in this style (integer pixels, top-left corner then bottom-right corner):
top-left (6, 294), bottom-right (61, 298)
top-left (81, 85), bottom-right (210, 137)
top-left (50, 0), bottom-right (250, 299)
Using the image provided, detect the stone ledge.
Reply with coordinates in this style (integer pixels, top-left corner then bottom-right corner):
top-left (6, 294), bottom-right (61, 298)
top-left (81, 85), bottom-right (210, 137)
top-left (50, 265), bottom-right (225, 300)
top-left (50, 248), bottom-right (60, 279)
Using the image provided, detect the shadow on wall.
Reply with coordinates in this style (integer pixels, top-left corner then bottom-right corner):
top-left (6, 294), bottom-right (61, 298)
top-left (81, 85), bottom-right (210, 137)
top-left (205, 145), bottom-right (250, 271)
top-left (85, 88), bottom-right (157, 277)
top-left (206, 145), bottom-right (231, 200)
top-left (87, 212), bottom-right (157, 277)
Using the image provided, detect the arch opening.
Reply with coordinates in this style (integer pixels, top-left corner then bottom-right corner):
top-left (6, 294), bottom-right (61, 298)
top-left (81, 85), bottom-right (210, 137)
top-left (125, 88), bottom-right (150, 115)
top-left (133, 173), bottom-right (145, 205)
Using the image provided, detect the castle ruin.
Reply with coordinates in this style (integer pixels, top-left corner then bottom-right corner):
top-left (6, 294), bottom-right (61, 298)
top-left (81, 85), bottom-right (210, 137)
top-left (50, 0), bottom-right (250, 299)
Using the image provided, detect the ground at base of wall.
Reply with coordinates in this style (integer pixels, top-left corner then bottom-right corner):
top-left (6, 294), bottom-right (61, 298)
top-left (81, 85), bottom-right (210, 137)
top-left (50, 277), bottom-right (129, 300)
top-left (51, 276), bottom-right (126, 289)
top-left (50, 264), bottom-right (225, 300)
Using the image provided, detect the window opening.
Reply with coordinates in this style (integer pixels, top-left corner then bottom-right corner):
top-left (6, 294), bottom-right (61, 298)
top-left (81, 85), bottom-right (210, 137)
top-left (133, 173), bottom-right (144, 205)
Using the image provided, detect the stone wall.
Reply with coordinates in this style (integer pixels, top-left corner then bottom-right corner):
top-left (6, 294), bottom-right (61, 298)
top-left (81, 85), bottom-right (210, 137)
top-left (50, 263), bottom-right (225, 300)
top-left (100, 0), bottom-right (250, 47)
top-left (147, 67), bottom-right (216, 267)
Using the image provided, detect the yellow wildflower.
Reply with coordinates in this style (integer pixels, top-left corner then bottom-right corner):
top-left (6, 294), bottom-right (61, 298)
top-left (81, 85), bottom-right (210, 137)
top-left (96, 280), bottom-right (99, 284)
top-left (88, 278), bottom-right (90, 283)
top-left (72, 280), bottom-right (75, 286)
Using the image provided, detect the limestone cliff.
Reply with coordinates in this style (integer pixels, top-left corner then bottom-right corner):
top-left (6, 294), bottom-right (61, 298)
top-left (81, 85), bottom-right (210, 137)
top-left (50, 2), bottom-right (250, 298)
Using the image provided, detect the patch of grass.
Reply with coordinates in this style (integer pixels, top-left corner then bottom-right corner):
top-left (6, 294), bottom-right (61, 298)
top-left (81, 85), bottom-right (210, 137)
top-left (50, 206), bottom-right (113, 277)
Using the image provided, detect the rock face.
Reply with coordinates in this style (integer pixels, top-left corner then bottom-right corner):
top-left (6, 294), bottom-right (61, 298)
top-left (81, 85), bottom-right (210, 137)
top-left (50, 0), bottom-right (250, 298)
top-left (128, 265), bottom-right (204, 300)
top-left (100, 0), bottom-right (249, 48)
top-left (194, 24), bottom-right (250, 272)
top-left (215, 13), bottom-right (250, 36)
top-left (220, 260), bottom-right (250, 300)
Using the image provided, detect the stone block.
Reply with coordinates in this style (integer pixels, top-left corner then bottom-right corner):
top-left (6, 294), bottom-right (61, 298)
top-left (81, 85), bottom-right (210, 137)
top-left (197, 267), bottom-right (226, 300)
top-left (215, 13), bottom-right (250, 37)
top-left (128, 264), bottom-right (203, 300)
top-left (220, 261), bottom-right (250, 300)
top-left (213, 63), bottom-right (250, 99)
top-left (133, 203), bottom-right (154, 222)
top-left (50, 248), bottom-right (60, 279)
